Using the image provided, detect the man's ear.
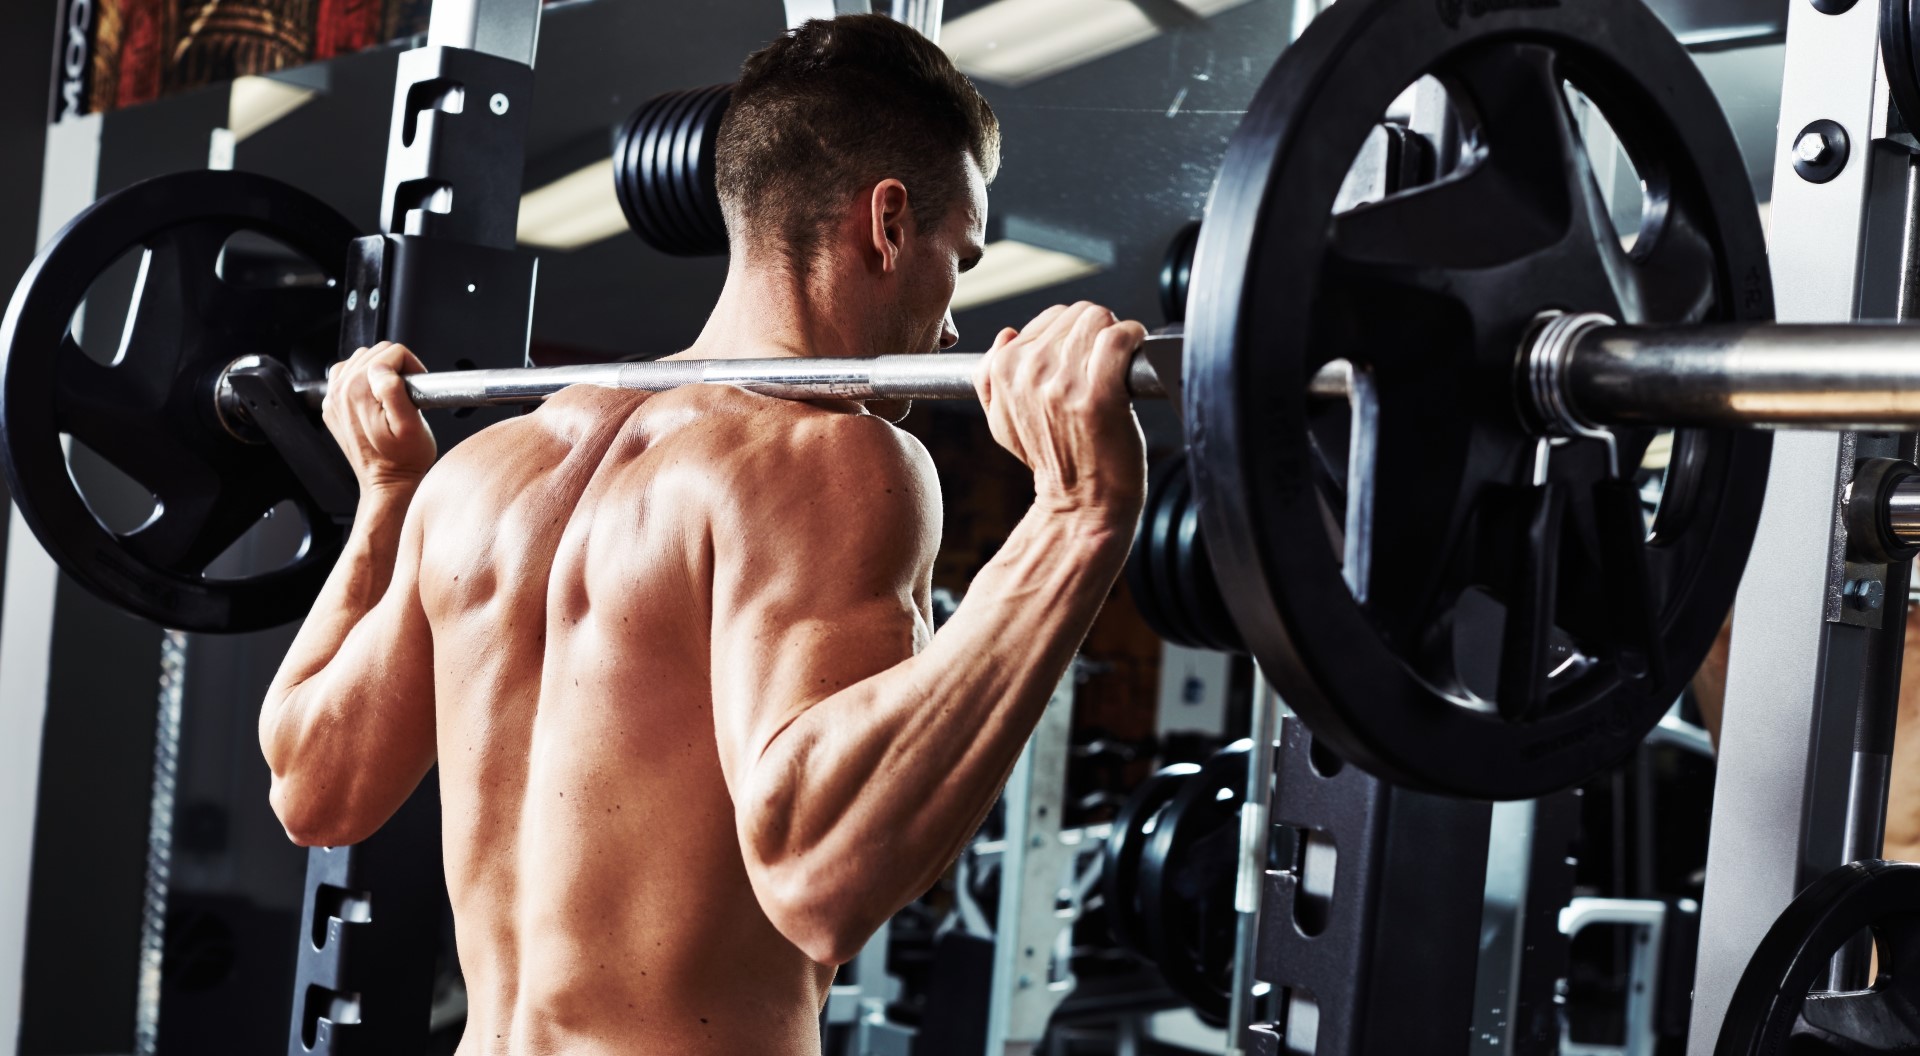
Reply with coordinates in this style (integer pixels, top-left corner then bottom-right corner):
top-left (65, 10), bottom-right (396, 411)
top-left (868, 179), bottom-right (911, 273)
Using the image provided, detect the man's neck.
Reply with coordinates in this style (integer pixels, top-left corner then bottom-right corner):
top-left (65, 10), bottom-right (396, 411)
top-left (681, 254), bottom-right (879, 362)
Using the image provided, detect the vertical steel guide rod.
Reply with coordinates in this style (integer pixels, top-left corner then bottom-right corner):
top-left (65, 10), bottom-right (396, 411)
top-left (1226, 669), bottom-right (1281, 1055)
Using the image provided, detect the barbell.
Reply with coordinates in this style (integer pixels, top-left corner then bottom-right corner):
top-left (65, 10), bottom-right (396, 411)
top-left (10, 0), bottom-right (1920, 799)
top-left (213, 316), bottom-right (1920, 435)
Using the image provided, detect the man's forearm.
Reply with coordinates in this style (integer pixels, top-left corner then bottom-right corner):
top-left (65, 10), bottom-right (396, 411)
top-left (261, 484), bottom-right (417, 762)
top-left (746, 503), bottom-right (1132, 938)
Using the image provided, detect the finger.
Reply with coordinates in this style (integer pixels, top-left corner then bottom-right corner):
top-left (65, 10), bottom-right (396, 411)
top-left (1065, 302), bottom-right (1115, 348)
top-left (370, 364), bottom-right (426, 444)
top-left (989, 327), bottom-right (1018, 351)
top-left (1031, 302), bottom-right (1097, 348)
top-left (367, 342), bottom-right (415, 378)
top-left (1020, 304), bottom-right (1072, 340)
top-left (1090, 320), bottom-right (1147, 393)
top-left (1059, 305), bottom-right (1114, 388)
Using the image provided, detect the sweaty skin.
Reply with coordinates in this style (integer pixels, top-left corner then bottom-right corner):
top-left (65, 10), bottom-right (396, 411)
top-left (260, 156), bottom-right (1149, 1051)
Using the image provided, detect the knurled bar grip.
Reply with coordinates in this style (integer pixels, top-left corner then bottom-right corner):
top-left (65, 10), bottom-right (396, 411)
top-left (290, 334), bottom-right (1185, 410)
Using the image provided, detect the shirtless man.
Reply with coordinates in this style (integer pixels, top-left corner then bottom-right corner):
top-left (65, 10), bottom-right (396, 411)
top-left (256, 14), bottom-right (1147, 1053)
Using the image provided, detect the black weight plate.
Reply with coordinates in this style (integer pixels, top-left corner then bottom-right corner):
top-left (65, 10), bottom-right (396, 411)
top-left (1173, 467), bottom-right (1245, 654)
top-left (1128, 454), bottom-right (1200, 648)
top-left (639, 89), bottom-right (707, 252)
top-left (1102, 762), bottom-right (1200, 962)
top-left (1137, 741), bottom-right (1250, 1025)
top-left (1148, 455), bottom-right (1203, 648)
top-left (1717, 860), bottom-right (1920, 1054)
top-left (1, 170), bottom-right (357, 632)
top-left (612, 103), bottom-right (662, 248)
top-left (615, 89), bottom-right (694, 252)
top-left (667, 85), bottom-right (729, 252)
top-left (1884, 0), bottom-right (1920, 135)
top-left (1185, 0), bottom-right (1772, 798)
top-left (655, 89), bottom-right (711, 252)
top-left (615, 85), bottom-right (732, 257)
top-left (1160, 220), bottom-right (1201, 325)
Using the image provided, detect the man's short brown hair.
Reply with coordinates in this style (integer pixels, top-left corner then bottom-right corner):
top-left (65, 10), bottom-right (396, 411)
top-left (716, 15), bottom-right (1001, 267)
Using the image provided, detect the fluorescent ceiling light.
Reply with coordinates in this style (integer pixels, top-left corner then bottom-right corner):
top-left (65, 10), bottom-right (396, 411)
top-left (517, 157), bottom-right (631, 251)
top-left (228, 75), bottom-right (315, 141)
top-left (952, 238), bottom-right (1103, 312)
top-left (943, 0), bottom-right (1256, 86)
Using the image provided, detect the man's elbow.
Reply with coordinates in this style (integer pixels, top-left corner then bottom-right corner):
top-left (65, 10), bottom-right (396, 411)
top-left (755, 862), bottom-right (872, 967)
top-left (269, 775), bottom-right (374, 849)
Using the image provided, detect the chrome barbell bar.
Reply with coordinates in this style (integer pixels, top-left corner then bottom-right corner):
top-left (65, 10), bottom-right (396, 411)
top-left (251, 316), bottom-right (1920, 431)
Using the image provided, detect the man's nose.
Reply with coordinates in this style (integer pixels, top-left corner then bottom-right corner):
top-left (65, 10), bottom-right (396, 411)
top-left (939, 310), bottom-right (959, 350)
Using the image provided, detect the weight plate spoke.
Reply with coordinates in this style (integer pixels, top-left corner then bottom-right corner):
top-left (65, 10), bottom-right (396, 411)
top-left (1798, 989), bottom-right (1920, 1049)
top-left (126, 472), bottom-right (284, 573)
top-left (113, 223), bottom-right (231, 389)
top-left (1336, 46), bottom-right (1578, 277)
top-left (1493, 484), bottom-right (1566, 721)
top-left (1621, 206), bottom-right (1720, 325)
top-left (55, 337), bottom-right (168, 434)
top-left (1187, 0), bottom-right (1771, 798)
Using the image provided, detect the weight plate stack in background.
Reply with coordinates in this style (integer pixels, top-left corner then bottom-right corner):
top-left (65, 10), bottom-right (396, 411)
top-left (613, 84), bottom-right (733, 257)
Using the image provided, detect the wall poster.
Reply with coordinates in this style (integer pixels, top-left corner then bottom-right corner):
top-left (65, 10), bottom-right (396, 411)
top-left (52, 0), bottom-right (447, 121)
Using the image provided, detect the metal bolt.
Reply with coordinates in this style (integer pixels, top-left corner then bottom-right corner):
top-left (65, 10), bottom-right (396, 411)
top-left (1794, 130), bottom-right (1831, 165)
top-left (345, 289), bottom-right (358, 311)
top-left (1845, 578), bottom-right (1886, 610)
top-left (368, 289), bottom-right (381, 311)
top-left (1017, 974), bottom-right (1033, 989)
top-left (490, 93), bottom-right (509, 115)
top-left (1792, 120), bottom-right (1850, 183)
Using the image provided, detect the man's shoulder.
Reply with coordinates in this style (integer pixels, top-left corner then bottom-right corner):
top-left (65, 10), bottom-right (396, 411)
top-left (657, 386), bottom-right (930, 478)
top-left (663, 392), bottom-right (936, 529)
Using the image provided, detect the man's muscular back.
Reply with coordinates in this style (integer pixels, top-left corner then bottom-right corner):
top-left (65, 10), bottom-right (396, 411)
top-left (265, 319), bottom-right (1141, 1056)
top-left (411, 383), bottom-right (929, 1053)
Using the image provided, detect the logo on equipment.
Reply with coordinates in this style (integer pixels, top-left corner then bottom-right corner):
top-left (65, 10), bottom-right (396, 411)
top-left (58, 0), bottom-right (92, 120)
top-left (1436, 0), bottom-right (1561, 29)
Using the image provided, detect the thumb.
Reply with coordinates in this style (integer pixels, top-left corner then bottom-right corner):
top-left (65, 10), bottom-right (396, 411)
top-left (990, 327), bottom-right (1018, 350)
